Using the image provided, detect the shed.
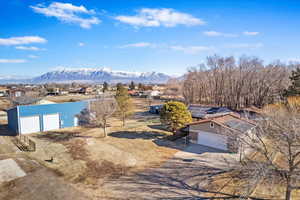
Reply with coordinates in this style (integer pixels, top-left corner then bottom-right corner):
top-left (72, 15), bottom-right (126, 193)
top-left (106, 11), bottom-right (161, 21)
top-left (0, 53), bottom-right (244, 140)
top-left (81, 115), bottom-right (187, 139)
top-left (7, 101), bottom-right (87, 134)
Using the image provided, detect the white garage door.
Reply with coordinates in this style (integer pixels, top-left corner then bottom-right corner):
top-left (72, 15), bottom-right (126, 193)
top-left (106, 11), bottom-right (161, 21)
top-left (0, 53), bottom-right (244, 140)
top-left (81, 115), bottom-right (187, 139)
top-left (197, 131), bottom-right (228, 151)
top-left (20, 116), bottom-right (40, 134)
top-left (43, 113), bottom-right (60, 131)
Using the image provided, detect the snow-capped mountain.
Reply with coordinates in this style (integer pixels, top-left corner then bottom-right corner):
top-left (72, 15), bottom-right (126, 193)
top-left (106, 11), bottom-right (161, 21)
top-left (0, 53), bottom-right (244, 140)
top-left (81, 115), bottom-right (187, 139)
top-left (30, 68), bottom-right (172, 84)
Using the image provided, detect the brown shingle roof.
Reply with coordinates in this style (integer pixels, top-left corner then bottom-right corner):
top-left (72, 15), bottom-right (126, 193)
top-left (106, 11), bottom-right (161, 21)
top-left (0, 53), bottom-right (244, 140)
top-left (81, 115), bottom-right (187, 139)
top-left (188, 113), bottom-right (256, 133)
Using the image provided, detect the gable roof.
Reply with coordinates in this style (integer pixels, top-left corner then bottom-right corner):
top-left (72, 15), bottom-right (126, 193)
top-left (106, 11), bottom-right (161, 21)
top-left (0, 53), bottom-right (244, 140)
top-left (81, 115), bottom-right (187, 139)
top-left (188, 105), bottom-right (233, 118)
top-left (188, 113), bottom-right (256, 133)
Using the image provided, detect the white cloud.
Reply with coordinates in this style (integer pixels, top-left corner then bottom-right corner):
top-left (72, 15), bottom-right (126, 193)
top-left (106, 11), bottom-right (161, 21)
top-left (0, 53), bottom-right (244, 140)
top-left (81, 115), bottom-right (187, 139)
top-left (0, 59), bottom-right (27, 63)
top-left (31, 2), bottom-right (100, 29)
top-left (28, 55), bottom-right (39, 59)
top-left (119, 42), bottom-right (154, 48)
top-left (203, 31), bottom-right (238, 37)
top-left (115, 8), bottom-right (205, 28)
top-left (0, 36), bottom-right (47, 46)
top-left (243, 31), bottom-right (259, 36)
top-left (226, 43), bottom-right (263, 49)
top-left (119, 41), bottom-right (213, 54)
top-left (15, 46), bottom-right (45, 51)
top-left (78, 42), bottom-right (85, 47)
top-left (170, 45), bottom-right (213, 54)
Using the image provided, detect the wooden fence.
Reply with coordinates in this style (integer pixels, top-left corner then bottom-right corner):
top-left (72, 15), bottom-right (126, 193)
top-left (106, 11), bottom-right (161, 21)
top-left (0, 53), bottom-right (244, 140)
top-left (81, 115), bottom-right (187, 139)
top-left (12, 134), bottom-right (36, 152)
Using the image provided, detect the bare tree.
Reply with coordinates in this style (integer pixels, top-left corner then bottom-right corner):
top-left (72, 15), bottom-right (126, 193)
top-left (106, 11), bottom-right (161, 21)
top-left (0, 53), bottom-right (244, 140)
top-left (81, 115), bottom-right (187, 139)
top-left (10, 91), bottom-right (41, 106)
top-left (224, 102), bottom-right (300, 199)
top-left (84, 95), bottom-right (117, 137)
top-left (183, 55), bottom-right (292, 110)
top-left (164, 78), bottom-right (183, 97)
top-left (146, 95), bottom-right (153, 107)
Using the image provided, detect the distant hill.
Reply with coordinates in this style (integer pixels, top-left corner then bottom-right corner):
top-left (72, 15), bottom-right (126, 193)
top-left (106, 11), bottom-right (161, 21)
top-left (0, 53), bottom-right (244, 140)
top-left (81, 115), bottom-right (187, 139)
top-left (0, 68), bottom-right (173, 84)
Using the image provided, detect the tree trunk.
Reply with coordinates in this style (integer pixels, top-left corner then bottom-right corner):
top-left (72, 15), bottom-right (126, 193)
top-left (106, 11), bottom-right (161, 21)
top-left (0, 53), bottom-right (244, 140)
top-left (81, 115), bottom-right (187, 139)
top-left (285, 176), bottom-right (292, 200)
top-left (103, 126), bottom-right (106, 137)
top-left (122, 114), bottom-right (125, 127)
top-left (103, 119), bottom-right (107, 137)
top-left (286, 186), bottom-right (292, 200)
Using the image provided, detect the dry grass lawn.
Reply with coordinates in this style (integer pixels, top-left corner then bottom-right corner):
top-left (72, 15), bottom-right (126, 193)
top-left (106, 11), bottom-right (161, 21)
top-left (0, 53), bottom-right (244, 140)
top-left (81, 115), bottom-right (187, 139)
top-left (0, 97), bottom-right (11, 111)
top-left (2, 96), bottom-right (300, 199)
top-left (203, 149), bottom-right (300, 199)
top-left (45, 94), bottom-right (95, 103)
top-left (14, 97), bottom-right (179, 199)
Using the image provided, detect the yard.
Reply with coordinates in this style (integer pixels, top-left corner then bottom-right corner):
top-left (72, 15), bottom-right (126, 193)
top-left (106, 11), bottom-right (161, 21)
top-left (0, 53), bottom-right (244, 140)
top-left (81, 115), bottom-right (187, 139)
top-left (0, 97), bottom-right (183, 199)
top-left (0, 96), bottom-right (296, 199)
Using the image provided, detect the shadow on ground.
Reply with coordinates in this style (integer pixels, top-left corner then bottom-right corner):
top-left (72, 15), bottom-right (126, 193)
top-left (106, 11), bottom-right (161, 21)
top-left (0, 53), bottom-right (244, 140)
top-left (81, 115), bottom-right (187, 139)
top-left (147, 124), bottom-right (167, 131)
top-left (34, 131), bottom-right (92, 142)
top-left (183, 144), bottom-right (228, 154)
top-left (109, 131), bottom-right (166, 140)
top-left (0, 124), bottom-right (17, 136)
top-left (103, 156), bottom-right (261, 200)
top-left (110, 130), bottom-right (191, 153)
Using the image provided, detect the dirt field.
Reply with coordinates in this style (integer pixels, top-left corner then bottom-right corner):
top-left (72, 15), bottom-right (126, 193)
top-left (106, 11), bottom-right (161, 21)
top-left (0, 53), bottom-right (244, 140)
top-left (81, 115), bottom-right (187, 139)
top-left (1, 97), bottom-right (178, 199)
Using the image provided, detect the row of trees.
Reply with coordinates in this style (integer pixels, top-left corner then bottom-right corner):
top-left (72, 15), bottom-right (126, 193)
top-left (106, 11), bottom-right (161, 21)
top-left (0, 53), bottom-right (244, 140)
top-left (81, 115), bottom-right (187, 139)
top-left (182, 55), bottom-right (298, 110)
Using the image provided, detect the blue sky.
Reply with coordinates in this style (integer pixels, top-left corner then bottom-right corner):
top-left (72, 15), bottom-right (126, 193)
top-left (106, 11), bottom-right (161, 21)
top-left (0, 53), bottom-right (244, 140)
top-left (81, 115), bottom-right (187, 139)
top-left (1, 0), bottom-right (300, 77)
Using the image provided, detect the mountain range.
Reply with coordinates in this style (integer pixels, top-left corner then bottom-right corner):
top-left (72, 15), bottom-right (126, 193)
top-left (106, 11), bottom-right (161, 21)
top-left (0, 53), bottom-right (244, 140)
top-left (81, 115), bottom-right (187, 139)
top-left (0, 68), bottom-right (172, 84)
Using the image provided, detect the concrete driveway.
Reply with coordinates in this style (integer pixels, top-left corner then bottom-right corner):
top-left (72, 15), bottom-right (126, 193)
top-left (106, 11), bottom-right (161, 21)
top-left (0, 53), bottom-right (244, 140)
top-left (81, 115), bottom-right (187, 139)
top-left (174, 144), bottom-right (239, 169)
top-left (100, 144), bottom-right (239, 199)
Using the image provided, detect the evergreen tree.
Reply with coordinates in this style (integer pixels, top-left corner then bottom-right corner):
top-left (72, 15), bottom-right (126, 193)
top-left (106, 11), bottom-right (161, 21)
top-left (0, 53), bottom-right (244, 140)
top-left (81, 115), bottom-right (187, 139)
top-left (160, 101), bottom-right (192, 133)
top-left (138, 83), bottom-right (144, 91)
top-left (285, 68), bottom-right (300, 97)
top-left (115, 85), bottom-right (134, 126)
top-left (129, 81), bottom-right (135, 90)
top-left (103, 82), bottom-right (109, 93)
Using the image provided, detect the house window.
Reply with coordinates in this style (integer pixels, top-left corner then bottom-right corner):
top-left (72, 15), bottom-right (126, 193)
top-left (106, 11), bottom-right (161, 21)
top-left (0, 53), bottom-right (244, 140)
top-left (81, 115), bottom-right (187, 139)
top-left (210, 122), bottom-right (214, 128)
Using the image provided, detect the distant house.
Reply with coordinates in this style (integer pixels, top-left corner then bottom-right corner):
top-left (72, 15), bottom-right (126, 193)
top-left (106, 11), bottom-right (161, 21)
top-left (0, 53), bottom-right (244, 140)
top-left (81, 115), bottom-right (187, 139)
top-left (60, 90), bottom-right (69, 95)
top-left (0, 87), bottom-right (8, 97)
top-left (12, 98), bottom-right (55, 106)
top-left (7, 101), bottom-right (87, 134)
top-left (152, 85), bottom-right (165, 92)
top-left (128, 90), bottom-right (139, 96)
top-left (188, 105), bottom-right (233, 119)
top-left (79, 87), bottom-right (93, 95)
top-left (186, 114), bottom-right (256, 153)
top-left (9, 89), bottom-right (26, 98)
top-left (47, 88), bottom-right (60, 96)
top-left (143, 90), bottom-right (161, 97)
top-left (149, 105), bottom-right (163, 114)
top-left (95, 89), bottom-right (103, 95)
